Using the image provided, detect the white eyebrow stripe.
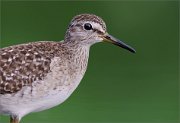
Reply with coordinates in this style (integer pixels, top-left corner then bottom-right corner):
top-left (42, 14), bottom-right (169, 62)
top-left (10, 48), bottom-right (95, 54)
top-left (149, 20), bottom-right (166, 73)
top-left (82, 21), bottom-right (105, 33)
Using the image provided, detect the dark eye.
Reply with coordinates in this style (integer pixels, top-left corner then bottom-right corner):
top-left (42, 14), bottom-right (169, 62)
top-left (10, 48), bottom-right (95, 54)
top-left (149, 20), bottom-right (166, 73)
top-left (84, 23), bottom-right (92, 30)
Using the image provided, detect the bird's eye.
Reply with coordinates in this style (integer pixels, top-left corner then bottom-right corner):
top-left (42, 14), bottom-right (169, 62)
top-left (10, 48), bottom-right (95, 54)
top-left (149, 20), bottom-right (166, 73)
top-left (84, 23), bottom-right (92, 30)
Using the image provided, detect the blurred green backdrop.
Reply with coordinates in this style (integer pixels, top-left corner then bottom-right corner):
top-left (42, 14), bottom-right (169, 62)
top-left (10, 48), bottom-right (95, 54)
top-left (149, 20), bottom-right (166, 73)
top-left (0, 1), bottom-right (179, 123)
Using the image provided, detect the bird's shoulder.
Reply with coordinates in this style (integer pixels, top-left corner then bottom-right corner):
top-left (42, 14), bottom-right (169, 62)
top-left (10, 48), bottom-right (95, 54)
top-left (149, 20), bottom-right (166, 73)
top-left (0, 41), bottom-right (64, 94)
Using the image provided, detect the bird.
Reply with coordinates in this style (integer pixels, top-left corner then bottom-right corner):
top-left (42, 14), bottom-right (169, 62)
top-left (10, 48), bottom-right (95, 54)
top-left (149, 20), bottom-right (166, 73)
top-left (0, 14), bottom-right (136, 123)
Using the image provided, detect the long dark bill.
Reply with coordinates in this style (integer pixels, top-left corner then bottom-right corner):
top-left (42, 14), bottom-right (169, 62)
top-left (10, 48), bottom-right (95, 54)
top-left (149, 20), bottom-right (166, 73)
top-left (104, 34), bottom-right (136, 53)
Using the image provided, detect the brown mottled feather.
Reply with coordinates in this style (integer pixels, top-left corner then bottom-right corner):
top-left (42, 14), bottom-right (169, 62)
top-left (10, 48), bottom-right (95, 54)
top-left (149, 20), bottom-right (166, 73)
top-left (0, 41), bottom-right (61, 94)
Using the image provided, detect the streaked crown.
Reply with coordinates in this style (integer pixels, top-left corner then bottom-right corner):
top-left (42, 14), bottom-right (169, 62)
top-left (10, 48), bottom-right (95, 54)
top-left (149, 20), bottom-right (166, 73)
top-left (70, 14), bottom-right (106, 31)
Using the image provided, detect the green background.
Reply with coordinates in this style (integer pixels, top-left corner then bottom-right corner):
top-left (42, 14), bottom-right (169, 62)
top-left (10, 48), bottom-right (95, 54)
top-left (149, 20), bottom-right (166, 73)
top-left (0, 1), bottom-right (179, 123)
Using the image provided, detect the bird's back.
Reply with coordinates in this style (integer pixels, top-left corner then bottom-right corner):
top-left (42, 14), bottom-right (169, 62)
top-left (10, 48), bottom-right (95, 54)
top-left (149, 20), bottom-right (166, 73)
top-left (0, 41), bottom-right (62, 94)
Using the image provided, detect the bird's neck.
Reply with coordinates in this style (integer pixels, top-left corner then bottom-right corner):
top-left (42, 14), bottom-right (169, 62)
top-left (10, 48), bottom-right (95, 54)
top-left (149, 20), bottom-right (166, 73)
top-left (61, 40), bottom-right (91, 55)
top-left (60, 41), bottom-right (90, 74)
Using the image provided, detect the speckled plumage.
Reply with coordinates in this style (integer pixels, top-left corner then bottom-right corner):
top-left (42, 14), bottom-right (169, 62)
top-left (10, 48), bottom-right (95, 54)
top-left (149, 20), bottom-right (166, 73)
top-left (0, 14), bottom-right (135, 123)
top-left (0, 40), bottom-right (90, 121)
top-left (0, 41), bottom-right (88, 94)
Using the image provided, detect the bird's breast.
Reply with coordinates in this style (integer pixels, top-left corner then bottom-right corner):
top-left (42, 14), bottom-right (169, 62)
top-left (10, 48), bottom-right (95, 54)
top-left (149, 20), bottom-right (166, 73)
top-left (39, 47), bottom-right (89, 92)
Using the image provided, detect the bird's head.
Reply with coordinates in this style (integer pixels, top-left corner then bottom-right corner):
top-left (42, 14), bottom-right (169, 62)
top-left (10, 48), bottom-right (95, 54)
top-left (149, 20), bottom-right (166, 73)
top-left (65, 14), bottom-right (136, 53)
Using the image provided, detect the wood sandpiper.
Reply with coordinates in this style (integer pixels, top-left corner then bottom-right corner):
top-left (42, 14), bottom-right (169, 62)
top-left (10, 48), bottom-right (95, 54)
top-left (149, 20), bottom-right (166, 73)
top-left (0, 14), bottom-right (136, 123)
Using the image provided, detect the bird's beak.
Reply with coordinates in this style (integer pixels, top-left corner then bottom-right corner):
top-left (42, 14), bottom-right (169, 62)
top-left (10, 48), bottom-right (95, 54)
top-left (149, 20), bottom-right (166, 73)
top-left (102, 33), bottom-right (136, 53)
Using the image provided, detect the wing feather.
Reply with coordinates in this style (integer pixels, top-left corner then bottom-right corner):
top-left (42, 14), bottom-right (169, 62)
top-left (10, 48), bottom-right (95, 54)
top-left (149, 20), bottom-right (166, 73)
top-left (0, 41), bottom-right (60, 94)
